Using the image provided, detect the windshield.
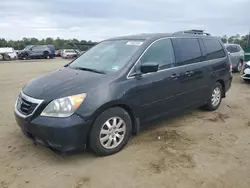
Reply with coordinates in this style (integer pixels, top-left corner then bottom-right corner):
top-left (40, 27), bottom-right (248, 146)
top-left (69, 40), bottom-right (143, 73)
top-left (24, 45), bottom-right (32, 50)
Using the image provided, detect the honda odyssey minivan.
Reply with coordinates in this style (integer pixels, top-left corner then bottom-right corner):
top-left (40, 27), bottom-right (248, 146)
top-left (14, 30), bottom-right (232, 156)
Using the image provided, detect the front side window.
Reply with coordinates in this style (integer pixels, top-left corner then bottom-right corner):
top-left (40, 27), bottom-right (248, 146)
top-left (24, 45), bottom-right (32, 50)
top-left (69, 40), bottom-right (143, 73)
top-left (203, 38), bottom-right (226, 60)
top-left (140, 38), bottom-right (175, 70)
top-left (172, 38), bottom-right (202, 66)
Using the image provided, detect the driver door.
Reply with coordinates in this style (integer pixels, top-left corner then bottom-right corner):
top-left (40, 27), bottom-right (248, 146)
top-left (129, 38), bottom-right (182, 122)
top-left (29, 46), bottom-right (37, 57)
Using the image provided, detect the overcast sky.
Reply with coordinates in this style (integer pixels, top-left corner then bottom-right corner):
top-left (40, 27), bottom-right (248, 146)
top-left (1, 0), bottom-right (250, 41)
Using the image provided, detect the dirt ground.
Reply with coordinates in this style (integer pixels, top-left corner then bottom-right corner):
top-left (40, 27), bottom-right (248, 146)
top-left (0, 59), bottom-right (250, 188)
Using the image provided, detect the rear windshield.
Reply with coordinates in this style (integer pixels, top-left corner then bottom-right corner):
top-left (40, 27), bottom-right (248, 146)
top-left (226, 45), bottom-right (241, 53)
top-left (69, 40), bottom-right (144, 73)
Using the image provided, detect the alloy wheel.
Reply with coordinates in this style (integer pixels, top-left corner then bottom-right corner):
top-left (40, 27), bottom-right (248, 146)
top-left (211, 87), bottom-right (221, 107)
top-left (99, 117), bottom-right (126, 149)
top-left (238, 61), bottom-right (243, 72)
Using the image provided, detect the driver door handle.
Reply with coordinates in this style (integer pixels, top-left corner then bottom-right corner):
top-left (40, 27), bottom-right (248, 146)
top-left (185, 71), bottom-right (194, 76)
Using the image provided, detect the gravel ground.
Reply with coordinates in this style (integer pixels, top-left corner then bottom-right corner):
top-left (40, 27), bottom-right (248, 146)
top-left (0, 59), bottom-right (250, 188)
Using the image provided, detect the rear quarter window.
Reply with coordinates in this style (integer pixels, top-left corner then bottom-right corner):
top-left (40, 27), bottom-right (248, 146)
top-left (236, 45), bottom-right (242, 52)
top-left (172, 38), bottom-right (202, 66)
top-left (202, 38), bottom-right (226, 60)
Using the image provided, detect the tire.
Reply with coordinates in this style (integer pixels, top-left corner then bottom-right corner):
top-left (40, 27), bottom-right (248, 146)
top-left (22, 53), bottom-right (29, 60)
top-left (43, 51), bottom-right (50, 59)
top-left (236, 60), bottom-right (243, 72)
top-left (89, 107), bottom-right (132, 156)
top-left (4, 55), bottom-right (11, 61)
top-left (204, 82), bottom-right (223, 111)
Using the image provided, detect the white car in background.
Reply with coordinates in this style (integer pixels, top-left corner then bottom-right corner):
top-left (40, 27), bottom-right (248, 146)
top-left (61, 49), bottom-right (78, 59)
top-left (0, 47), bottom-right (17, 60)
top-left (242, 61), bottom-right (250, 81)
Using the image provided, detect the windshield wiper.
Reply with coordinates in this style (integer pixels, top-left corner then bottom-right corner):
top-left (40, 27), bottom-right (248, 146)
top-left (71, 67), bottom-right (106, 74)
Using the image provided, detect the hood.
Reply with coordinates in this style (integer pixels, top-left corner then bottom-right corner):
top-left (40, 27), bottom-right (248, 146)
top-left (23, 67), bottom-right (111, 101)
top-left (19, 50), bottom-right (29, 54)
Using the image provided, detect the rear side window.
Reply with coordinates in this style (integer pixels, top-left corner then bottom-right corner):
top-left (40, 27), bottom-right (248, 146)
top-left (140, 38), bottom-right (175, 70)
top-left (226, 45), bottom-right (238, 53)
top-left (33, 46), bottom-right (45, 50)
top-left (203, 39), bottom-right (226, 60)
top-left (172, 38), bottom-right (202, 66)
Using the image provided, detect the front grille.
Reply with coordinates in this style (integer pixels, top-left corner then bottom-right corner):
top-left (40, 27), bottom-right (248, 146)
top-left (17, 96), bottom-right (38, 116)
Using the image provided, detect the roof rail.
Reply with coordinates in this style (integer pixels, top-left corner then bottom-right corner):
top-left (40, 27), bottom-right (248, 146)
top-left (174, 30), bottom-right (211, 36)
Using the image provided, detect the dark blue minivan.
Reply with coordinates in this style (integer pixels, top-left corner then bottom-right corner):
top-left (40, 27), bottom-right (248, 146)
top-left (14, 30), bottom-right (232, 156)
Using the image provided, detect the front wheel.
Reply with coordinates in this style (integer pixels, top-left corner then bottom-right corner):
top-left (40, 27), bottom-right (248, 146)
top-left (22, 53), bottom-right (29, 60)
top-left (204, 83), bottom-right (223, 111)
top-left (89, 107), bottom-right (132, 156)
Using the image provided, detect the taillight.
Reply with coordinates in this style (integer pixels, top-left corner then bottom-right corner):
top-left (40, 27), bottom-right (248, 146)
top-left (229, 63), bottom-right (232, 72)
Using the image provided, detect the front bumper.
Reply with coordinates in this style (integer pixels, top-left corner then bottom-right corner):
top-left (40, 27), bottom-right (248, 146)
top-left (242, 68), bottom-right (250, 80)
top-left (14, 111), bottom-right (92, 152)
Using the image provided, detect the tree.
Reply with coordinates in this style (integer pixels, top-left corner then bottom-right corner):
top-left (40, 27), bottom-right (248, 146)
top-left (0, 37), bottom-right (96, 50)
top-left (221, 35), bottom-right (228, 43)
top-left (0, 33), bottom-right (247, 51)
top-left (228, 36), bottom-right (236, 44)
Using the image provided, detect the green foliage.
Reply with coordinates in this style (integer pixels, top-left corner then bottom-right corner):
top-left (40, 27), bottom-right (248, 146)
top-left (220, 35), bottom-right (228, 43)
top-left (0, 37), bottom-right (97, 51)
top-left (0, 33), bottom-right (249, 51)
top-left (222, 33), bottom-right (249, 51)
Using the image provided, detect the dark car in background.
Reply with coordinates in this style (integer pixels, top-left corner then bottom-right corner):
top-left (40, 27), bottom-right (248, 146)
top-left (14, 30), bottom-right (232, 156)
top-left (18, 45), bottom-right (55, 60)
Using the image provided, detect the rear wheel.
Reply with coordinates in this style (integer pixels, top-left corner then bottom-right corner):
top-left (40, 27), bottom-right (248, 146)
top-left (89, 107), bottom-right (132, 156)
top-left (43, 51), bottom-right (50, 59)
top-left (204, 83), bottom-right (222, 111)
top-left (237, 60), bottom-right (243, 72)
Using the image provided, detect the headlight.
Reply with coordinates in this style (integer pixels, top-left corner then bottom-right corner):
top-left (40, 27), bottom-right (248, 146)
top-left (244, 63), bottom-right (250, 69)
top-left (41, 94), bottom-right (86, 117)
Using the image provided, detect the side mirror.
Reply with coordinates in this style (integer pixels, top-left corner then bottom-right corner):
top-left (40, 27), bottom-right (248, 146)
top-left (140, 62), bottom-right (159, 74)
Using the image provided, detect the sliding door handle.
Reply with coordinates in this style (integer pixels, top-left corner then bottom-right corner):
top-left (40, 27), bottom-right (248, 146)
top-left (171, 73), bottom-right (180, 79)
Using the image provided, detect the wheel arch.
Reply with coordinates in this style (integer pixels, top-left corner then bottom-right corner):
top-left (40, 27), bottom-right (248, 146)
top-left (89, 101), bottom-right (140, 138)
top-left (216, 79), bottom-right (225, 98)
